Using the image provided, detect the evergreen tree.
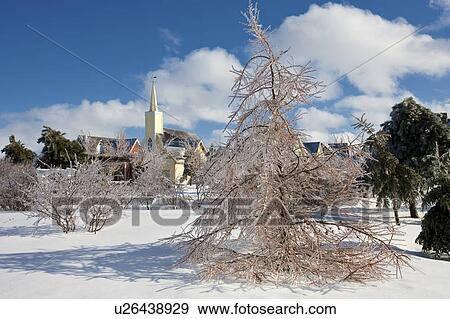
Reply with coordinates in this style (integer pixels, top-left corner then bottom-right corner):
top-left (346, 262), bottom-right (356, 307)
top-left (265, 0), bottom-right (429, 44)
top-left (361, 128), bottom-right (421, 225)
top-left (381, 97), bottom-right (450, 217)
top-left (1, 135), bottom-right (35, 164)
top-left (415, 149), bottom-right (450, 257)
top-left (37, 126), bottom-right (85, 168)
top-left (383, 97), bottom-right (449, 173)
top-left (416, 194), bottom-right (450, 258)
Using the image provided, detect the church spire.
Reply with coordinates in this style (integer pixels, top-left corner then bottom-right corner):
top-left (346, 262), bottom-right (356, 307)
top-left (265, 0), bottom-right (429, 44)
top-left (150, 77), bottom-right (158, 111)
top-left (145, 76), bottom-right (164, 150)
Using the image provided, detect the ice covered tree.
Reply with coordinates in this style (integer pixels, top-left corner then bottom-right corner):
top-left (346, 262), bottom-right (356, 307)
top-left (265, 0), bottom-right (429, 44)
top-left (381, 98), bottom-right (450, 217)
top-left (182, 144), bottom-right (204, 185)
top-left (131, 148), bottom-right (174, 206)
top-left (182, 142), bottom-right (207, 200)
top-left (0, 159), bottom-right (36, 211)
top-left (75, 160), bottom-right (129, 233)
top-left (383, 98), bottom-right (449, 175)
top-left (356, 117), bottom-right (421, 225)
top-left (367, 137), bottom-right (421, 225)
top-left (171, 3), bottom-right (408, 285)
top-left (416, 198), bottom-right (450, 258)
top-left (26, 159), bottom-right (127, 233)
top-left (415, 147), bottom-right (450, 257)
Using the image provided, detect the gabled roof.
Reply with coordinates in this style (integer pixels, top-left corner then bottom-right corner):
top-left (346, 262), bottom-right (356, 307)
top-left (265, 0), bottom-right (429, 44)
top-left (328, 142), bottom-right (348, 150)
top-left (328, 142), bottom-right (350, 157)
top-left (302, 141), bottom-right (331, 156)
top-left (77, 135), bottom-right (140, 154)
top-left (303, 142), bottom-right (321, 155)
top-left (162, 128), bottom-right (204, 150)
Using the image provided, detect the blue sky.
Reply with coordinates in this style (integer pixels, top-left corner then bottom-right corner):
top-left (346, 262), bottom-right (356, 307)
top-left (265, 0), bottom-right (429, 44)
top-left (1, 0), bottom-right (449, 150)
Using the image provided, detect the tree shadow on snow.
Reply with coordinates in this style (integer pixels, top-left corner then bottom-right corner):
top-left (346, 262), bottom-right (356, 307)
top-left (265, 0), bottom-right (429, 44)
top-left (0, 224), bottom-right (61, 237)
top-left (0, 241), bottom-right (368, 296)
top-left (399, 218), bottom-right (422, 226)
top-left (0, 243), bottom-right (195, 284)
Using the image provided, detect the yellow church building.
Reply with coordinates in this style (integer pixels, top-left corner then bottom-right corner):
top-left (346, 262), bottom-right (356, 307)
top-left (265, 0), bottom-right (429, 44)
top-left (79, 79), bottom-right (207, 183)
top-left (144, 79), bottom-right (207, 183)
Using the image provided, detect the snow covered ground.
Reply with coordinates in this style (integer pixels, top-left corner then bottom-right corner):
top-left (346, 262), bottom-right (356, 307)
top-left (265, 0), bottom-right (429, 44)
top-left (0, 206), bottom-right (448, 298)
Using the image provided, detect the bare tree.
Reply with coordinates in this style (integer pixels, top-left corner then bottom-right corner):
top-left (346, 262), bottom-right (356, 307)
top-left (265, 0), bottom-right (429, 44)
top-left (26, 166), bottom-right (79, 233)
top-left (0, 160), bottom-right (36, 211)
top-left (76, 160), bottom-right (129, 233)
top-left (170, 3), bottom-right (409, 285)
top-left (78, 134), bottom-right (98, 155)
top-left (182, 142), bottom-right (207, 200)
top-left (131, 148), bottom-right (174, 207)
top-left (114, 130), bottom-right (130, 157)
top-left (25, 160), bottom-right (127, 233)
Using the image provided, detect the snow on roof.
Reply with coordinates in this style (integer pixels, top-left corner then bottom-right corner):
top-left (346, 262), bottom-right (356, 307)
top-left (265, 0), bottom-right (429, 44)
top-left (78, 135), bottom-right (140, 154)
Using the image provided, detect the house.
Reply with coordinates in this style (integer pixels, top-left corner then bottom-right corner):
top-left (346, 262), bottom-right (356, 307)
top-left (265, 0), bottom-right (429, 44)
top-left (143, 79), bottom-right (207, 183)
top-left (300, 141), bottom-right (331, 156)
top-left (161, 128), bottom-right (206, 183)
top-left (76, 135), bottom-right (141, 180)
top-left (78, 136), bottom-right (141, 156)
top-left (328, 142), bottom-right (350, 157)
top-left (295, 141), bottom-right (354, 158)
top-left (78, 80), bottom-right (206, 183)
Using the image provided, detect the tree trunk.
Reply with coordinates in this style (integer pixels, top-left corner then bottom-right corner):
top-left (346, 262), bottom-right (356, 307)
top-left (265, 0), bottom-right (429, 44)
top-left (408, 199), bottom-right (419, 218)
top-left (393, 199), bottom-right (400, 225)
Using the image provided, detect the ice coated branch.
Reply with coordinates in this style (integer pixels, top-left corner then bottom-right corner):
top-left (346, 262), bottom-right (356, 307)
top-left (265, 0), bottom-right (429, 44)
top-left (170, 1), bottom-right (409, 285)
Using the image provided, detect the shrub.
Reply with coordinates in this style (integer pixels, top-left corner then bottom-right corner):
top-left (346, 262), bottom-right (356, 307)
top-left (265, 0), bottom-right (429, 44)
top-left (416, 200), bottom-right (450, 258)
top-left (131, 148), bottom-right (174, 206)
top-left (27, 160), bottom-right (127, 233)
top-left (0, 160), bottom-right (36, 211)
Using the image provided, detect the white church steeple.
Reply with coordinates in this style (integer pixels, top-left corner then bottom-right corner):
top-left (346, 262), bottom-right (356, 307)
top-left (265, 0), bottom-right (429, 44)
top-left (145, 77), bottom-right (164, 149)
top-left (150, 78), bottom-right (158, 112)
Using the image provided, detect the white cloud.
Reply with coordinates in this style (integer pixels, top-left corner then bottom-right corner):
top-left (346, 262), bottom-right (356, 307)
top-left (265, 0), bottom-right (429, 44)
top-left (301, 129), bottom-right (357, 144)
top-left (429, 0), bottom-right (450, 30)
top-left (270, 3), bottom-right (450, 140)
top-left (335, 93), bottom-right (450, 129)
top-left (0, 99), bottom-right (146, 152)
top-left (426, 98), bottom-right (450, 113)
top-left (204, 128), bottom-right (231, 146)
top-left (2, 4), bottom-right (449, 153)
top-left (330, 131), bottom-right (358, 143)
top-left (297, 106), bottom-right (350, 142)
top-left (159, 28), bottom-right (182, 53)
top-left (335, 94), bottom-right (402, 126)
top-left (146, 47), bottom-right (242, 128)
top-left (299, 94), bottom-right (448, 143)
top-left (1, 47), bottom-right (242, 152)
top-left (298, 106), bottom-right (347, 131)
top-left (271, 3), bottom-right (450, 96)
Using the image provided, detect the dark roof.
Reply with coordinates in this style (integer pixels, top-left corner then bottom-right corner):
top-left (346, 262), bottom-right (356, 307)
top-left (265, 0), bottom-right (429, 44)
top-left (77, 135), bottom-right (139, 154)
top-left (303, 142), bottom-right (321, 155)
top-left (328, 142), bottom-right (348, 149)
top-left (328, 142), bottom-right (350, 157)
top-left (162, 128), bottom-right (202, 149)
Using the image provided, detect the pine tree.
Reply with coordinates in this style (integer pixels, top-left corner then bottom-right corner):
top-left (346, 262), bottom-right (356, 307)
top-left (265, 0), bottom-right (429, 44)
top-left (357, 123), bottom-right (421, 225)
top-left (415, 147), bottom-right (450, 257)
top-left (1, 135), bottom-right (35, 164)
top-left (381, 97), bottom-right (450, 217)
top-left (37, 126), bottom-right (85, 168)
top-left (369, 147), bottom-right (421, 225)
